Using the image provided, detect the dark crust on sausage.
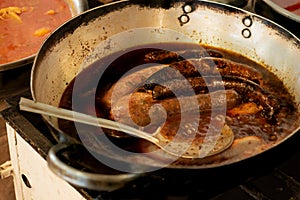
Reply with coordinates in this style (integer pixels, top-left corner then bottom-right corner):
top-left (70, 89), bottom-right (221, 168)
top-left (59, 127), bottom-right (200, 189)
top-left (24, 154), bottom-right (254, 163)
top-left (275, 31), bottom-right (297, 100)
top-left (144, 57), bottom-right (263, 90)
top-left (222, 76), bottom-right (280, 120)
top-left (152, 76), bottom-right (280, 120)
top-left (110, 89), bottom-right (240, 127)
top-left (205, 58), bottom-right (263, 85)
top-left (100, 64), bottom-right (166, 109)
top-left (144, 49), bottom-right (223, 64)
top-left (152, 76), bottom-right (222, 99)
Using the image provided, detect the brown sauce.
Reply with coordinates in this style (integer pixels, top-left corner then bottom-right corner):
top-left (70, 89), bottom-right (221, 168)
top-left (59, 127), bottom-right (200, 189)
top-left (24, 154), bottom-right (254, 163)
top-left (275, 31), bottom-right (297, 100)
top-left (58, 43), bottom-right (299, 154)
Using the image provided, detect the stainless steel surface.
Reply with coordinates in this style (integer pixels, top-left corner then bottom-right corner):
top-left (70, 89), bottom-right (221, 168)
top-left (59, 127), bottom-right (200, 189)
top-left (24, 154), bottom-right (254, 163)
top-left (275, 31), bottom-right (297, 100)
top-left (29, 0), bottom-right (300, 190)
top-left (0, 0), bottom-right (89, 72)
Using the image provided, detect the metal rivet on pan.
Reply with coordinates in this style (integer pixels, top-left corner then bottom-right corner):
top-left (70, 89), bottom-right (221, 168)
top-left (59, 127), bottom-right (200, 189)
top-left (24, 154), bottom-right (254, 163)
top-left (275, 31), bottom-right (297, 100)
top-left (178, 14), bottom-right (190, 25)
top-left (242, 28), bottom-right (251, 38)
top-left (183, 4), bottom-right (193, 13)
top-left (243, 16), bottom-right (253, 27)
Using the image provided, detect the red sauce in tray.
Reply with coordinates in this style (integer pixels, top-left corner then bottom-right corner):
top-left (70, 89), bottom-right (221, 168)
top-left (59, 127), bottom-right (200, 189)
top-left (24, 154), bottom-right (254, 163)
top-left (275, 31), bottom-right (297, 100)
top-left (272, 0), bottom-right (300, 15)
top-left (0, 0), bottom-right (71, 64)
top-left (285, 3), bottom-right (300, 12)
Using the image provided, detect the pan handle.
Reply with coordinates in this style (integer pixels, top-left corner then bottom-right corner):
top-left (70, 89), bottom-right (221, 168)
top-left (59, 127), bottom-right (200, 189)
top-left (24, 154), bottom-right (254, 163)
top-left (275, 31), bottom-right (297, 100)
top-left (47, 142), bottom-right (141, 191)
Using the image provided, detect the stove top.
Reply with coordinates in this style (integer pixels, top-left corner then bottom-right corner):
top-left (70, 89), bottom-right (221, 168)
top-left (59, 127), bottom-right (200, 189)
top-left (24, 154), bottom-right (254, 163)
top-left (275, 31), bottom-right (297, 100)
top-left (1, 80), bottom-right (300, 200)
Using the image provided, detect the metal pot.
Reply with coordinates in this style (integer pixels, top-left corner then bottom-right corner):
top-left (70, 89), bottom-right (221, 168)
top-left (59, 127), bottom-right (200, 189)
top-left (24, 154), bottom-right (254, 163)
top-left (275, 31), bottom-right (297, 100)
top-left (30, 0), bottom-right (300, 191)
top-left (0, 0), bottom-right (89, 71)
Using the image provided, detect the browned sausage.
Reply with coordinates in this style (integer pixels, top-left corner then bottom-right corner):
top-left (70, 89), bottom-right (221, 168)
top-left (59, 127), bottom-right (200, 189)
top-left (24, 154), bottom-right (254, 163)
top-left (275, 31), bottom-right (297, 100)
top-left (205, 57), bottom-right (263, 85)
top-left (100, 64), bottom-right (167, 108)
top-left (152, 76), bottom-right (279, 120)
top-left (221, 76), bottom-right (279, 120)
top-left (152, 76), bottom-right (220, 99)
top-left (110, 89), bottom-right (240, 127)
top-left (144, 57), bottom-right (263, 90)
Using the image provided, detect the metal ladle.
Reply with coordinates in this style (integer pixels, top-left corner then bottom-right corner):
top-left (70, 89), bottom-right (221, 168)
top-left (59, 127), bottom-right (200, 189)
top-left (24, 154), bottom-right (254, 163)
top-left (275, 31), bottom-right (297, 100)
top-left (19, 97), bottom-right (234, 159)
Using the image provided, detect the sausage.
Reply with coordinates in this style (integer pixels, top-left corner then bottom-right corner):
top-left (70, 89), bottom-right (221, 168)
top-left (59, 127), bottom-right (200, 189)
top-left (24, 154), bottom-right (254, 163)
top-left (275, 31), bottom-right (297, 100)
top-left (144, 49), bottom-right (223, 63)
top-left (221, 76), bottom-right (279, 120)
top-left (144, 57), bottom-right (263, 90)
top-left (110, 89), bottom-right (240, 127)
top-left (152, 76), bottom-right (279, 120)
top-left (152, 76), bottom-right (221, 99)
top-left (144, 59), bottom-right (215, 89)
top-left (100, 64), bottom-right (167, 108)
top-left (204, 57), bottom-right (263, 85)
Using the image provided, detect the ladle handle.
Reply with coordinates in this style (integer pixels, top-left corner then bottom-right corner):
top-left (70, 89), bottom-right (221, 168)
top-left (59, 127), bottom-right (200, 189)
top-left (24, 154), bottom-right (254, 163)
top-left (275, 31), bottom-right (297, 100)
top-left (19, 98), bottom-right (159, 143)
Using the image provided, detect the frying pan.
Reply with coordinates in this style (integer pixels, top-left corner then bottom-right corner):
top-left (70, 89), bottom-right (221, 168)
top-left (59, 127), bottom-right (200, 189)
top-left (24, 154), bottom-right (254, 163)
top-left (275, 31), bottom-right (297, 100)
top-left (30, 0), bottom-right (300, 191)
